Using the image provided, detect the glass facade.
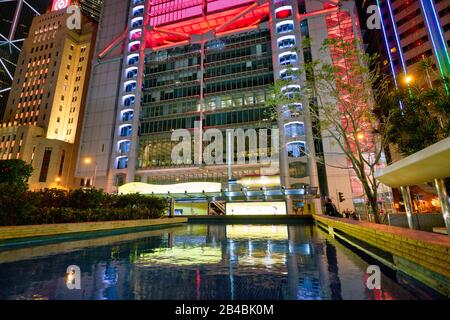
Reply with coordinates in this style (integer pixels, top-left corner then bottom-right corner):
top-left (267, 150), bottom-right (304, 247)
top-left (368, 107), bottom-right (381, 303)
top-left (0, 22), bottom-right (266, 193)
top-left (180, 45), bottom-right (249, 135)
top-left (138, 29), bottom-right (276, 179)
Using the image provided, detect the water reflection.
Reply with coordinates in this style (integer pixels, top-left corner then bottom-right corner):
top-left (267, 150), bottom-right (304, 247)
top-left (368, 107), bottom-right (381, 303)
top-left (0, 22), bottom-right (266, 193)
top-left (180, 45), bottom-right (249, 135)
top-left (0, 224), bottom-right (441, 300)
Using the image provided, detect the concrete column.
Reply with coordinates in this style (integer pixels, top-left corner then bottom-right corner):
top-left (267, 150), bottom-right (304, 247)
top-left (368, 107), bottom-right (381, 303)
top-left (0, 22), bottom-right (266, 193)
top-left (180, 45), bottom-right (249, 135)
top-left (434, 178), bottom-right (450, 235)
top-left (168, 198), bottom-right (175, 218)
top-left (400, 186), bottom-right (415, 230)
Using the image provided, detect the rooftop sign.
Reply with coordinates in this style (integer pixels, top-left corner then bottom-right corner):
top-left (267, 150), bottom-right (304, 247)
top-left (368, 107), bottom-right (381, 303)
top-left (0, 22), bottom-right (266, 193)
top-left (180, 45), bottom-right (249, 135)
top-left (52, 0), bottom-right (71, 12)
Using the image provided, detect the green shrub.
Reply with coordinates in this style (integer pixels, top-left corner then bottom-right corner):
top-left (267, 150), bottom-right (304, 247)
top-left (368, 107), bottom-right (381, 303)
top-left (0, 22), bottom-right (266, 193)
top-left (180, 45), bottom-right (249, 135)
top-left (0, 187), bottom-right (168, 226)
top-left (27, 207), bottom-right (166, 224)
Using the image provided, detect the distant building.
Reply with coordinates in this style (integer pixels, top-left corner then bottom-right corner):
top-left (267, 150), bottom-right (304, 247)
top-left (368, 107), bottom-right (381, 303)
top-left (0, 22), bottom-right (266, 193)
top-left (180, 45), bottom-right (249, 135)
top-left (377, 0), bottom-right (450, 86)
top-left (78, 0), bottom-right (103, 22)
top-left (0, 3), bottom-right (97, 190)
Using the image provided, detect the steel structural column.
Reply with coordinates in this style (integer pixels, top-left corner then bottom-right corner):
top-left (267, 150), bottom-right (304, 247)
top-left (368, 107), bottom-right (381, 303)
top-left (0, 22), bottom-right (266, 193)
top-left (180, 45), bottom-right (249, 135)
top-left (400, 186), bottom-right (415, 230)
top-left (434, 178), bottom-right (450, 236)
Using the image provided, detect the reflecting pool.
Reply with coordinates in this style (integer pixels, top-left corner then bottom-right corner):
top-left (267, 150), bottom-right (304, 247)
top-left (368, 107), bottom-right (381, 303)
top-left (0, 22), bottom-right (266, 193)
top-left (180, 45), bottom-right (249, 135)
top-left (0, 223), bottom-right (443, 300)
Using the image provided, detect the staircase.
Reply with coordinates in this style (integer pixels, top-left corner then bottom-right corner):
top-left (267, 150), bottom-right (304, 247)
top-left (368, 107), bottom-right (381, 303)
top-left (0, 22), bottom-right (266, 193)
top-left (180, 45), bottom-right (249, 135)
top-left (210, 201), bottom-right (226, 215)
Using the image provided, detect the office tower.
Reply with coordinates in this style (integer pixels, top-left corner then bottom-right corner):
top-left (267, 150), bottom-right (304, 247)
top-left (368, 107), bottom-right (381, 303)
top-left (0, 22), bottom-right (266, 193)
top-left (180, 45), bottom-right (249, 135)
top-left (79, 0), bottom-right (104, 22)
top-left (377, 0), bottom-right (450, 87)
top-left (0, 1), bottom-right (97, 190)
top-left (77, 0), bottom-right (366, 213)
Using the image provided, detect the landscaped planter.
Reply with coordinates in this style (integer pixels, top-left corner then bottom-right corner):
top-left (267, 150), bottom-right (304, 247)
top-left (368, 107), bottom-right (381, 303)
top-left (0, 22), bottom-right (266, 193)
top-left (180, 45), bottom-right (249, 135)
top-left (0, 217), bottom-right (187, 241)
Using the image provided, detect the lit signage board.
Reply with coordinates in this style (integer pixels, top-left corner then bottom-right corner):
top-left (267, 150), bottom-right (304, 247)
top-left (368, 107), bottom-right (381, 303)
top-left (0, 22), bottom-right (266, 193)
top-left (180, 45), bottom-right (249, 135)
top-left (52, 0), bottom-right (71, 11)
top-left (226, 201), bottom-right (287, 215)
top-left (119, 182), bottom-right (222, 195)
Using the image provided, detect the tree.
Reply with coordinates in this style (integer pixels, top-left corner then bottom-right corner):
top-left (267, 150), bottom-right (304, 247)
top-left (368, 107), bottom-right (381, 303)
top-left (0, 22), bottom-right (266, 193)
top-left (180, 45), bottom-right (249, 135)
top-left (377, 75), bottom-right (450, 156)
top-left (0, 159), bottom-right (33, 192)
top-left (267, 37), bottom-right (392, 223)
top-left (0, 160), bottom-right (34, 224)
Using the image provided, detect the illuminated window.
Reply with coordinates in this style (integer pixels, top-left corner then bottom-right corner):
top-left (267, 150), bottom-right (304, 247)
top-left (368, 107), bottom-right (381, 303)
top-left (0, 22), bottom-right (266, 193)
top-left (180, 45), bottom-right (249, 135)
top-left (120, 125), bottom-right (132, 137)
top-left (280, 68), bottom-right (298, 81)
top-left (285, 122), bottom-right (305, 138)
top-left (121, 110), bottom-right (134, 121)
top-left (124, 81), bottom-right (137, 92)
top-left (275, 6), bottom-right (292, 19)
top-left (132, 5), bottom-right (144, 17)
top-left (118, 140), bottom-right (132, 153)
top-left (123, 95), bottom-right (135, 107)
top-left (127, 54), bottom-right (139, 65)
top-left (126, 67), bottom-right (138, 79)
top-left (277, 35), bottom-right (296, 49)
top-left (276, 20), bottom-right (294, 34)
top-left (287, 141), bottom-right (306, 158)
top-left (279, 52), bottom-right (297, 65)
top-left (117, 156), bottom-right (128, 169)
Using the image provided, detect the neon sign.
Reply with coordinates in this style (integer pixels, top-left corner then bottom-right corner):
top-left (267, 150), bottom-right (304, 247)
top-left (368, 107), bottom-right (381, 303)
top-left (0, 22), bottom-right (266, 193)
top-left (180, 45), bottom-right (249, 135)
top-left (52, 0), bottom-right (71, 11)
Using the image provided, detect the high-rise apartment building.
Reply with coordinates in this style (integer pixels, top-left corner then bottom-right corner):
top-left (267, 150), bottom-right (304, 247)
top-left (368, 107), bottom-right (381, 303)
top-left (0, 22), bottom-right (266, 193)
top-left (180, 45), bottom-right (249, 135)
top-left (377, 0), bottom-right (450, 86)
top-left (77, 0), bottom-right (369, 213)
top-left (0, 1), bottom-right (97, 190)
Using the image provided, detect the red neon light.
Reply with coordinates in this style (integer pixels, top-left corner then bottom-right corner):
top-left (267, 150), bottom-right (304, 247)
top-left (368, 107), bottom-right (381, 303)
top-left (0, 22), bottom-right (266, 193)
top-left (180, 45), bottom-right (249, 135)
top-left (52, 0), bottom-right (71, 11)
top-left (98, 27), bottom-right (129, 60)
top-left (276, 9), bottom-right (292, 19)
top-left (324, 3), bottom-right (376, 198)
top-left (99, 0), bottom-right (270, 58)
top-left (146, 2), bottom-right (270, 49)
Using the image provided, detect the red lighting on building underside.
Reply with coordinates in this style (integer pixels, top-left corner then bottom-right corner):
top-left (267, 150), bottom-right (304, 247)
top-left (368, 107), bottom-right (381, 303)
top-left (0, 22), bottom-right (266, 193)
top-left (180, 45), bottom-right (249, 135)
top-left (99, 0), bottom-right (270, 58)
top-left (146, 2), bottom-right (270, 49)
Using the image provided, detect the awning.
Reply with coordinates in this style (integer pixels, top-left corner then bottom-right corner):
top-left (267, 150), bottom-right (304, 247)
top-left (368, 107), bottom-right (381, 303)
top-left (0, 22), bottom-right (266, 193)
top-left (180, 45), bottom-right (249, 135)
top-left (375, 137), bottom-right (450, 187)
top-left (118, 182), bottom-right (319, 201)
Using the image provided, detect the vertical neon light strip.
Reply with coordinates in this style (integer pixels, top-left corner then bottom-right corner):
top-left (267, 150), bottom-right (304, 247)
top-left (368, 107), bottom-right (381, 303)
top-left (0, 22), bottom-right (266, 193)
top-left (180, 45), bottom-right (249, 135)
top-left (420, 0), bottom-right (450, 79)
top-left (376, 0), bottom-right (398, 88)
top-left (386, 0), bottom-right (407, 75)
top-left (378, 0), bottom-right (404, 110)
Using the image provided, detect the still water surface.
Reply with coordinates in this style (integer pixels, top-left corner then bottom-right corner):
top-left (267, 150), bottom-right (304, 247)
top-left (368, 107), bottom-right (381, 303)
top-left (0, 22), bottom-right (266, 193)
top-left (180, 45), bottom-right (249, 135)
top-left (0, 223), bottom-right (442, 300)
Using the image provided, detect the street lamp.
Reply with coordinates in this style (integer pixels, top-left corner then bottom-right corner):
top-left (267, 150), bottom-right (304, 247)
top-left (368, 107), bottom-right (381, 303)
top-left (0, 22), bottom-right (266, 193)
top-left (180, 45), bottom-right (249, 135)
top-left (55, 177), bottom-right (61, 188)
top-left (404, 74), bottom-right (413, 85)
top-left (356, 132), bottom-right (365, 140)
top-left (84, 157), bottom-right (97, 188)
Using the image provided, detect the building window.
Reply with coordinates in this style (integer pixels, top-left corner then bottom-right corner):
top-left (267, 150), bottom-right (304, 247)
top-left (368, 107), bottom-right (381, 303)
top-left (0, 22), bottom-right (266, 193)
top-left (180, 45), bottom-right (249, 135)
top-left (117, 157), bottom-right (128, 169)
top-left (285, 122), bottom-right (305, 138)
top-left (58, 150), bottom-right (65, 177)
top-left (39, 148), bottom-right (52, 182)
top-left (276, 21), bottom-right (294, 34)
top-left (277, 36), bottom-right (296, 49)
top-left (287, 141), bottom-right (306, 158)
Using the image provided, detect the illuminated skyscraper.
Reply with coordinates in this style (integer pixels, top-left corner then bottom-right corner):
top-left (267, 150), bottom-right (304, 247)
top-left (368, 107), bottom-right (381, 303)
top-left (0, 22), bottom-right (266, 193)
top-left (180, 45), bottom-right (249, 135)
top-left (77, 0), bottom-right (367, 213)
top-left (376, 0), bottom-right (450, 86)
top-left (0, 2), bottom-right (97, 190)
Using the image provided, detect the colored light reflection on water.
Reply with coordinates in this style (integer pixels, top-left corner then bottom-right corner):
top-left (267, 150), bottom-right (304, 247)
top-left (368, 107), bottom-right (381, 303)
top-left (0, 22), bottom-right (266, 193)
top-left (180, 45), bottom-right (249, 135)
top-left (0, 223), bottom-right (443, 300)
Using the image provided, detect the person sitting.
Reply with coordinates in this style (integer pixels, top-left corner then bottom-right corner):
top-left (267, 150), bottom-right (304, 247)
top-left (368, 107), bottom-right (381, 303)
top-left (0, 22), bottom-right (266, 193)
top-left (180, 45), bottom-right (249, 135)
top-left (324, 198), bottom-right (340, 217)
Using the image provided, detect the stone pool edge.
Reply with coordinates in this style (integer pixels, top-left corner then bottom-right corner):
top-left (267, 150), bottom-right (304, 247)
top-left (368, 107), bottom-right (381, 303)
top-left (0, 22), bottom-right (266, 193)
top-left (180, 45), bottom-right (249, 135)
top-left (0, 217), bottom-right (188, 241)
top-left (313, 214), bottom-right (450, 298)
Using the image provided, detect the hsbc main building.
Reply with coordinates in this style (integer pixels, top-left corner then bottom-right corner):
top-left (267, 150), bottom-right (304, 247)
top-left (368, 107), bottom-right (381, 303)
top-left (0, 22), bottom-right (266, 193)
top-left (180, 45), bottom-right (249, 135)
top-left (76, 0), bottom-right (371, 214)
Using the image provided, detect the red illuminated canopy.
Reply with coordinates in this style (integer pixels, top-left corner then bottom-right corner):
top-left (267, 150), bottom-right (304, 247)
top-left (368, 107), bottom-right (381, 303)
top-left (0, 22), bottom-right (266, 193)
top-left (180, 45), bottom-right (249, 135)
top-left (99, 0), bottom-right (270, 58)
top-left (146, 0), bottom-right (270, 49)
top-left (98, 0), bottom-right (354, 59)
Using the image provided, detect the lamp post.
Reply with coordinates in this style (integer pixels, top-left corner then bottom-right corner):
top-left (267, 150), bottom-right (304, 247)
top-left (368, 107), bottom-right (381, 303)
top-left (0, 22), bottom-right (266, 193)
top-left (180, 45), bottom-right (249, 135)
top-left (404, 74), bottom-right (413, 85)
top-left (84, 157), bottom-right (97, 188)
top-left (55, 177), bottom-right (61, 188)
